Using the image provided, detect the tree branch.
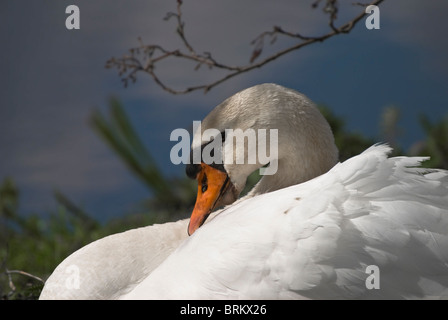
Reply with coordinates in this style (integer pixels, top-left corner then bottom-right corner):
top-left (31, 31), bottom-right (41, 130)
top-left (1, 244), bottom-right (44, 299)
top-left (106, 0), bottom-right (385, 94)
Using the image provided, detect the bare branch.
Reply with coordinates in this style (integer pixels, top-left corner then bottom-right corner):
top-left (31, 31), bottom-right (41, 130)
top-left (106, 0), bottom-right (385, 94)
top-left (5, 269), bottom-right (44, 284)
top-left (1, 244), bottom-right (44, 299)
top-left (352, 2), bottom-right (376, 7)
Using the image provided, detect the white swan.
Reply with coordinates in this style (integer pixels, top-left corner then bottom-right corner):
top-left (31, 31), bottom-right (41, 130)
top-left (40, 83), bottom-right (448, 300)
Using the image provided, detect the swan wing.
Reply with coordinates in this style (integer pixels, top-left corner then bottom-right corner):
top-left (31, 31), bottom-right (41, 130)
top-left (122, 145), bottom-right (448, 299)
top-left (39, 219), bottom-right (189, 299)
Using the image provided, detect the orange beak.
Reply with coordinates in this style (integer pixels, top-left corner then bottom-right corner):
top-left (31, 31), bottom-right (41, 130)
top-left (188, 163), bottom-right (230, 236)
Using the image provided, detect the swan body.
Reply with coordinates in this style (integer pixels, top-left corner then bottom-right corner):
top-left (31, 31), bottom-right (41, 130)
top-left (40, 83), bottom-right (448, 300)
top-left (39, 219), bottom-right (189, 299)
top-left (121, 145), bottom-right (448, 299)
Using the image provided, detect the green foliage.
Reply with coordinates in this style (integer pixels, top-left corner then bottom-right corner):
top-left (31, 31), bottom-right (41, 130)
top-left (0, 179), bottom-right (101, 299)
top-left (0, 180), bottom-right (161, 299)
top-left (1, 100), bottom-right (447, 299)
top-left (413, 114), bottom-right (448, 169)
top-left (91, 97), bottom-right (174, 199)
top-left (318, 105), bottom-right (376, 161)
top-left (90, 98), bottom-right (196, 220)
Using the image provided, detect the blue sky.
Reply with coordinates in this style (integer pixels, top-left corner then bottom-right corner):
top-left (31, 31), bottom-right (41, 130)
top-left (1, 0), bottom-right (447, 222)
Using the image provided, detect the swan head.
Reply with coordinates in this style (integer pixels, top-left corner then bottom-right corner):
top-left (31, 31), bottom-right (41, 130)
top-left (186, 83), bottom-right (339, 235)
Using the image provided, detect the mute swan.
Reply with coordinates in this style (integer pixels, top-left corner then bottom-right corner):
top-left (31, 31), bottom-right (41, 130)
top-left (40, 83), bottom-right (448, 300)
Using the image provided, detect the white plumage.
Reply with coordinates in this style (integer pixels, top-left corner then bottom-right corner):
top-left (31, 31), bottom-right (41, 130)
top-left (40, 84), bottom-right (448, 300)
top-left (121, 145), bottom-right (448, 299)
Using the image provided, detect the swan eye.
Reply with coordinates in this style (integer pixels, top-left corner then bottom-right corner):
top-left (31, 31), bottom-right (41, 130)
top-left (201, 173), bottom-right (208, 193)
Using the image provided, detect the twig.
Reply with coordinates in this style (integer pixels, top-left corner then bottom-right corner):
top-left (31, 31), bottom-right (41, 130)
top-left (106, 0), bottom-right (385, 94)
top-left (1, 244), bottom-right (44, 299)
top-left (5, 269), bottom-right (44, 284)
